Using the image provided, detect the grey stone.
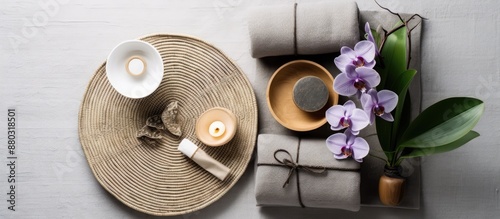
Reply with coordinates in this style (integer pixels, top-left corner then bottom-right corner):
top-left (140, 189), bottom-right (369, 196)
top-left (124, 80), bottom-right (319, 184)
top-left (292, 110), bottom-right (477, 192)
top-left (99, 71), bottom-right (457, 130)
top-left (292, 76), bottom-right (329, 112)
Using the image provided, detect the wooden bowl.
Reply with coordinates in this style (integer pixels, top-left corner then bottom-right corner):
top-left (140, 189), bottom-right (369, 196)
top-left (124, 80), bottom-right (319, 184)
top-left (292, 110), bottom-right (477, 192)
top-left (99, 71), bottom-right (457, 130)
top-left (266, 60), bottom-right (338, 131)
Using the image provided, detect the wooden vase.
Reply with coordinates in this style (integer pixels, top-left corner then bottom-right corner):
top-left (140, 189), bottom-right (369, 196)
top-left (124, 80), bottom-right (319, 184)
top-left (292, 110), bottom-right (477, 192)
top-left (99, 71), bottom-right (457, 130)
top-left (379, 166), bottom-right (405, 206)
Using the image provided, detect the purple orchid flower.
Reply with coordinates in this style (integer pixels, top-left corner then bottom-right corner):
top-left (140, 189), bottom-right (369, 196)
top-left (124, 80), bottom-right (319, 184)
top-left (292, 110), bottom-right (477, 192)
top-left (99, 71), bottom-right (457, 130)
top-left (333, 66), bottom-right (381, 97)
top-left (326, 100), bottom-right (369, 135)
top-left (365, 22), bottom-right (380, 55)
top-left (334, 40), bottom-right (376, 73)
top-left (326, 130), bottom-right (369, 162)
top-left (361, 89), bottom-right (398, 124)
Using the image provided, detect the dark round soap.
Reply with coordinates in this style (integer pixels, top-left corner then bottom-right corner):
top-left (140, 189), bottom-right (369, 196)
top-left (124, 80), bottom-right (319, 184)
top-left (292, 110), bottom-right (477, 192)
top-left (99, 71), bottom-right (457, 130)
top-left (292, 76), bottom-right (329, 112)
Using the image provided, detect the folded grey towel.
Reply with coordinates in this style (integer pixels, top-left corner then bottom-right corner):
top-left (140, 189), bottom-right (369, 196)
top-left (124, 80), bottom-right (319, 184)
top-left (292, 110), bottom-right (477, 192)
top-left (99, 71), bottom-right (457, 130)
top-left (248, 1), bottom-right (359, 58)
top-left (255, 134), bottom-right (361, 211)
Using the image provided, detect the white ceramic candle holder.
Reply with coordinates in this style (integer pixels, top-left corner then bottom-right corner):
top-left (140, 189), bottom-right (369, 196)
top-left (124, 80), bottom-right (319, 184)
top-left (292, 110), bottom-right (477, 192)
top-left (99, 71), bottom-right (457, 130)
top-left (106, 40), bottom-right (164, 99)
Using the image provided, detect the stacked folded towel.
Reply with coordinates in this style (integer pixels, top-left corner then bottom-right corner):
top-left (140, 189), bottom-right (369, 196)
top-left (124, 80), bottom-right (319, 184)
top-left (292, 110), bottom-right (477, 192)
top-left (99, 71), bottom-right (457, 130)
top-left (248, 0), bottom-right (359, 58)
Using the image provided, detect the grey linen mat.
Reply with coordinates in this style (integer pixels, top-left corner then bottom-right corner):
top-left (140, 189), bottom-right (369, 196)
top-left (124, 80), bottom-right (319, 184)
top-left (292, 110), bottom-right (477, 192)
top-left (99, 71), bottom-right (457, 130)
top-left (252, 11), bottom-right (422, 209)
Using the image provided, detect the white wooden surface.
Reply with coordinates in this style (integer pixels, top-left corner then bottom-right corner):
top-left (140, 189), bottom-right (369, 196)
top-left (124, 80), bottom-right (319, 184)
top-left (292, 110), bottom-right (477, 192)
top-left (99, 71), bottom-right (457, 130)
top-left (1, 0), bottom-right (499, 218)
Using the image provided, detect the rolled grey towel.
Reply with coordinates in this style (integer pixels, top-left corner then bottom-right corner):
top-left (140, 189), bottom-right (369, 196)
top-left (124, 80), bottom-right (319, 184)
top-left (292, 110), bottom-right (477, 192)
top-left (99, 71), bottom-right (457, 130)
top-left (255, 134), bottom-right (361, 211)
top-left (248, 1), bottom-right (359, 58)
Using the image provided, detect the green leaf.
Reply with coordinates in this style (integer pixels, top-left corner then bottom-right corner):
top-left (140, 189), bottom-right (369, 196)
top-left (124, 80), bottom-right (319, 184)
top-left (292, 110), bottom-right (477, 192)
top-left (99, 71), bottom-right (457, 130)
top-left (375, 70), bottom-right (415, 158)
top-left (371, 29), bottom-right (382, 49)
top-left (376, 117), bottom-right (392, 152)
top-left (378, 26), bottom-right (407, 89)
top-left (400, 131), bottom-right (479, 159)
top-left (390, 69), bottom-right (416, 147)
top-left (383, 150), bottom-right (395, 165)
top-left (399, 97), bottom-right (484, 149)
top-left (374, 26), bottom-right (410, 157)
top-left (396, 91), bottom-right (412, 145)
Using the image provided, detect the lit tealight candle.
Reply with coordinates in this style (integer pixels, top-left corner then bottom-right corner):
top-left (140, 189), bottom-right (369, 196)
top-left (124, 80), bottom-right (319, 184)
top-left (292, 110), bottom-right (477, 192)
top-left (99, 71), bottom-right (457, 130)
top-left (209, 121), bottom-right (225, 137)
top-left (126, 56), bottom-right (147, 76)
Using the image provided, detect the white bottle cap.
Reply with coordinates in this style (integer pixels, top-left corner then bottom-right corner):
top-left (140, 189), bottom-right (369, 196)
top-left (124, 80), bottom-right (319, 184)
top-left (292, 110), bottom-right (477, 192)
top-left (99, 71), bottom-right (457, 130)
top-left (178, 139), bottom-right (199, 158)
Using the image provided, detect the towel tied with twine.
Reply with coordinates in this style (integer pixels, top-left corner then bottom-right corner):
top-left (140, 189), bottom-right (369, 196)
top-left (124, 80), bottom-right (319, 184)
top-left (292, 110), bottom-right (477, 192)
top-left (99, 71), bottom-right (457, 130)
top-left (255, 134), bottom-right (361, 211)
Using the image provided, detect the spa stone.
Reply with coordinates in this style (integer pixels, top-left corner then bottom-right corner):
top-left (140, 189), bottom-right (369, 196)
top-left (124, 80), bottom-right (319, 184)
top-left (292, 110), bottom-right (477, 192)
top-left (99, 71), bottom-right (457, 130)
top-left (292, 76), bottom-right (329, 112)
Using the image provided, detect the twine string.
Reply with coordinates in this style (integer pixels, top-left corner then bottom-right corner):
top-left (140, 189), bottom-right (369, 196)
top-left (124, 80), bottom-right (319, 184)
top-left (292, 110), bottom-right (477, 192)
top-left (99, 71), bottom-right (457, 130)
top-left (273, 149), bottom-right (326, 188)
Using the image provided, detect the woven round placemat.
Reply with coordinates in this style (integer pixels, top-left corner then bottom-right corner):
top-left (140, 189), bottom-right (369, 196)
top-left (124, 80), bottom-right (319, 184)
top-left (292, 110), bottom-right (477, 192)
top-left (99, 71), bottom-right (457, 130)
top-left (78, 34), bottom-right (257, 216)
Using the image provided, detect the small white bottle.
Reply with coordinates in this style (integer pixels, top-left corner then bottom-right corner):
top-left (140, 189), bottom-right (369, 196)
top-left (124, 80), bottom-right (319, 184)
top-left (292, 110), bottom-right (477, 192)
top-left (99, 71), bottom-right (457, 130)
top-left (178, 139), bottom-right (231, 181)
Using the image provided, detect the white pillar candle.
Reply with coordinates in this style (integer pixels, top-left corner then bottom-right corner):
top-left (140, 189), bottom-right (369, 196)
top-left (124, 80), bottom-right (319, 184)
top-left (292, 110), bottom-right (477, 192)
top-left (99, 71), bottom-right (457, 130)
top-left (126, 56), bottom-right (147, 76)
top-left (208, 121), bottom-right (225, 137)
